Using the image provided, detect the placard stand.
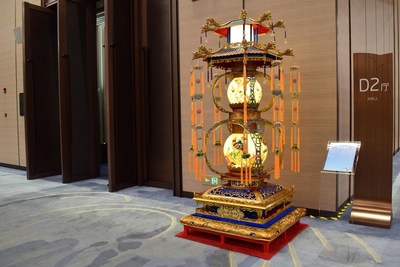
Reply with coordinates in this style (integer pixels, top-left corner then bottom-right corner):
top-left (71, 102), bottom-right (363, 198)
top-left (319, 142), bottom-right (361, 217)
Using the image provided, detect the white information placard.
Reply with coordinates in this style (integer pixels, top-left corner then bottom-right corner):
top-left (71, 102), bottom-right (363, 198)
top-left (322, 141), bottom-right (361, 175)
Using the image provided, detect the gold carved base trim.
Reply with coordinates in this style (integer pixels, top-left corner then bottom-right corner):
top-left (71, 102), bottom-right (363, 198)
top-left (350, 199), bottom-right (392, 228)
top-left (193, 183), bottom-right (294, 210)
top-left (180, 207), bottom-right (306, 242)
top-left (195, 203), bottom-right (293, 224)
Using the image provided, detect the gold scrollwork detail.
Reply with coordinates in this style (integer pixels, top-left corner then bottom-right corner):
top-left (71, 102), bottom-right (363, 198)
top-left (265, 41), bottom-right (277, 51)
top-left (240, 10), bottom-right (247, 20)
top-left (201, 18), bottom-right (222, 33)
top-left (230, 180), bottom-right (263, 187)
top-left (196, 187), bottom-right (294, 210)
top-left (252, 41), bottom-right (276, 54)
top-left (278, 48), bottom-right (294, 57)
top-left (257, 11), bottom-right (272, 23)
top-left (241, 39), bottom-right (250, 50)
top-left (193, 46), bottom-right (212, 60)
top-left (269, 20), bottom-right (285, 29)
top-left (217, 205), bottom-right (245, 220)
top-left (180, 207), bottom-right (306, 241)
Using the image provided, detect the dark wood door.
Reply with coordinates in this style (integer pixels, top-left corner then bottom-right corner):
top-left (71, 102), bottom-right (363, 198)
top-left (58, 0), bottom-right (99, 182)
top-left (105, 0), bottom-right (181, 193)
top-left (105, 0), bottom-right (140, 191)
top-left (145, 0), bottom-right (180, 190)
top-left (23, 3), bottom-right (61, 179)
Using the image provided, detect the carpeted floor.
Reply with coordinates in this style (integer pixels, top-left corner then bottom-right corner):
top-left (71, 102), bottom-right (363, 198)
top-left (0, 159), bottom-right (400, 267)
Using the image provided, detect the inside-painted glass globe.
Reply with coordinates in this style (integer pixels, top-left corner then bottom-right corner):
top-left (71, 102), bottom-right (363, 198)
top-left (227, 77), bottom-right (262, 105)
top-left (223, 133), bottom-right (268, 170)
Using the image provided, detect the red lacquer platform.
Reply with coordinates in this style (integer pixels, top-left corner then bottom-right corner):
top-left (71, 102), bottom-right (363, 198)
top-left (176, 221), bottom-right (308, 260)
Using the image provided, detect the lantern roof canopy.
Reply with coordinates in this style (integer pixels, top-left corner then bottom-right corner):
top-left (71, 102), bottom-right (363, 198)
top-left (201, 10), bottom-right (279, 36)
top-left (193, 43), bottom-right (293, 70)
top-left (213, 18), bottom-right (271, 37)
top-left (196, 10), bottom-right (293, 70)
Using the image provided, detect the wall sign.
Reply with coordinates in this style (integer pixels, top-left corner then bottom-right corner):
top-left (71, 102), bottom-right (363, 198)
top-left (351, 53), bottom-right (393, 228)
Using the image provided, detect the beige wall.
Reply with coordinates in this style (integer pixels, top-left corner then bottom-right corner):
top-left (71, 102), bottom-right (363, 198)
top-left (0, 0), bottom-right (396, 211)
top-left (336, 0), bottom-right (397, 210)
top-left (350, 0), bottom-right (396, 150)
top-left (0, 0), bottom-right (19, 166)
top-left (0, 0), bottom-right (40, 167)
top-left (336, 0), bottom-right (397, 208)
top-left (179, 0), bottom-right (338, 210)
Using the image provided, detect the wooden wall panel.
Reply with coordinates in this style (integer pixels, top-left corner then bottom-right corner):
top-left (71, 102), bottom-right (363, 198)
top-left (338, 0), bottom-right (351, 142)
top-left (348, 1), bottom-right (395, 226)
top-left (353, 53), bottom-right (393, 201)
top-left (105, 0), bottom-right (138, 191)
top-left (350, 1), bottom-right (395, 167)
top-left (319, 173), bottom-right (338, 211)
top-left (350, 0), bottom-right (399, 142)
top-left (0, 0), bottom-right (19, 165)
top-left (58, 0), bottom-right (99, 181)
top-left (16, 23), bottom-right (26, 166)
top-left (24, 2), bottom-right (61, 179)
top-left (144, 0), bottom-right (174, 189)
top-left (0, 0), bottom-right (40, 167)
top-left (337, 0), bottom-right (397, 210)
top-left (16, 0), bottom-right (41, 166)
top-left (179, 0), bottom-right (338, 210)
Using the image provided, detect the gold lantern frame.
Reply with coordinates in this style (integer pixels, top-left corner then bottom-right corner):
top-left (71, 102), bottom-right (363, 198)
top-left (179, 9), bottom-right (307, 257)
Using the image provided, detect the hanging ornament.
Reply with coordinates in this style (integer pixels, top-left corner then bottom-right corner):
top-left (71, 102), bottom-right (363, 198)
top-left (189, 64), bottom-right (207, 181)
top-left (190, 8), bottom-right (301, 184)
top-left (290, 65), bottom-right (301, 172)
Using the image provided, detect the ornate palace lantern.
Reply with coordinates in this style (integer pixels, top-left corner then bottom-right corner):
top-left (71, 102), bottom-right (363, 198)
top-left (179, 8), bottom-right (307, 259)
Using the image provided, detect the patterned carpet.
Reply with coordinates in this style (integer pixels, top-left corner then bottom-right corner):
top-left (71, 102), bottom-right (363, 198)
top-left (0, 160), bottom-right (399, 266)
